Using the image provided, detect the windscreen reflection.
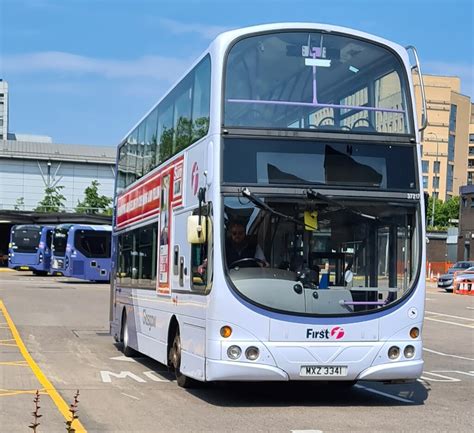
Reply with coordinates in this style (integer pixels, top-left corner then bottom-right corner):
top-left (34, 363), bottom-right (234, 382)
top-left (224, 196), bottom-right (419, 315)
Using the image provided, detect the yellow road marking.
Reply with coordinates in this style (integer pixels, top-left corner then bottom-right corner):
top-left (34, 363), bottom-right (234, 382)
top-left (0, 300), bottom-right (87, 432)
top-left (0, 388), bottom-right (48, 397)
top-left (0, 360), bottom-right (29, 366)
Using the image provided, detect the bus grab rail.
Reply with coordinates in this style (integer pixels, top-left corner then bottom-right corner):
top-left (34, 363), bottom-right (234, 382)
top-left (405, 45), bottom-right (428, 132)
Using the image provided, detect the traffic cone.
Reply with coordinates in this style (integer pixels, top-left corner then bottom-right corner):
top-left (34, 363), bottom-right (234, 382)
top-left (467, 282), bottom-right (473, 296)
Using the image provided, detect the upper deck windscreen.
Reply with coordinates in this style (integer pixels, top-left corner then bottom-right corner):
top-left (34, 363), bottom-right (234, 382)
top-left (224, 31), bottom-right (411, 135)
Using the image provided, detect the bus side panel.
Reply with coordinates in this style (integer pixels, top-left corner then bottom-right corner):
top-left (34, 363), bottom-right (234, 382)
top-left (82, 257), bottom-right (111, 281)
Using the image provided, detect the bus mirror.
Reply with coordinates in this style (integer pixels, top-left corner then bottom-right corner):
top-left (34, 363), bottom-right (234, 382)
top-left (187, 215), bottom-right (208, 244)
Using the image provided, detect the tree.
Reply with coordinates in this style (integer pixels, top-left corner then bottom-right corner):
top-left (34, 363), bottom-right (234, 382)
top-left (35, 185), bottom-right (66, 213)
top-left (426, 195), bottom-right (460, 230)
top-left (14, 197), bottom-right (24, 211)
top-left (75, 180), bottom-right (112, 214)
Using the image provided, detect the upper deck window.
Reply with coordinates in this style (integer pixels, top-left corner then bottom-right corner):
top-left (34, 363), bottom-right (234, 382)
top-left (224, 31), bottom-right (411, 135)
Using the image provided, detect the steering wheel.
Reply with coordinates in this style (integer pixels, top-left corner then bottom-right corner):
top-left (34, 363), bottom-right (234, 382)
top-left (318, 116), bottom-right (336, 126)
top-left (352, 117), bottom-right (376, 130)
top-left (228, 258), bottom-right (266, 269)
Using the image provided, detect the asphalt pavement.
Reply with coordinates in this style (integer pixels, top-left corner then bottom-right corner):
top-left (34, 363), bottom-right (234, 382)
top-left (0, 269), bottom-right (473, 433)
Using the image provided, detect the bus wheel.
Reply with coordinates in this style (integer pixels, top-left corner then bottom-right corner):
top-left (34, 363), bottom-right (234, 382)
top-left (121, 312), bottom-right (136, 357)
top-left (33, 271), bottom-right (48, 276)
top-left (170, 331), bottom-right (196, 388)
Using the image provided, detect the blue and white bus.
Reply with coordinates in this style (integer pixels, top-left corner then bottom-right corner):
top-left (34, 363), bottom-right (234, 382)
top-left (110, 23), bottom-right (427, 387)
top-left (8, 224), bottom-right (54, 275)
top-left (51, 224), bottom-right (112, 282)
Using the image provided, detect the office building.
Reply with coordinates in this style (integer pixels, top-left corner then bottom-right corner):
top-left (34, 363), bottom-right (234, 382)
top-left (0, 80), bottom-right (8, 140)
top-left (414, 74), bottom-right (471, 201)
top-left (468, 103), bottom-right (474, 185)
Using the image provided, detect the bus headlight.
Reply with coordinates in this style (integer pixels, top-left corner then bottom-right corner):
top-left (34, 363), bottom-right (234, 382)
top-left (227, 345), bottom-right (242, 360)
top-left (245, 346), bottom-right (259, 361)
top-left (404, 345), bottom-right (415, 359)
top-left (388, 346), bottom-right (400, 360)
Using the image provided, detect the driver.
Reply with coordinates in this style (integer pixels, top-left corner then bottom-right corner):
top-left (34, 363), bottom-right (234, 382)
top-left (226, 221), bottom-right (267, 267)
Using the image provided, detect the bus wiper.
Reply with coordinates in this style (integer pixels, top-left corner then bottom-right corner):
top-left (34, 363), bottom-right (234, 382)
top-left (241, 188), bottom-right (316, 229)
top-left (306, 189), bottom-right (378, 221)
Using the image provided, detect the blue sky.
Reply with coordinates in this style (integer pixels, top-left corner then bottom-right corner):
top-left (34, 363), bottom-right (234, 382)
top-left (1, 0), bottom-right (472, 146)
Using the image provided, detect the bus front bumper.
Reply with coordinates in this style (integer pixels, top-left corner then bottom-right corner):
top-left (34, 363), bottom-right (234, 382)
top-left (205, 358), bottom-right (423, 382)
top-left (206, 359), bottom-right (288, 381)
top-left (357, 359), bottom-right (424, 381)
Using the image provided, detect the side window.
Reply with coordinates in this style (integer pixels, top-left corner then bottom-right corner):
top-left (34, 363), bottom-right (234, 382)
top-left (118, 231), bottom-right (133, 285)
top-left (117, 144), bottom-right (127, 190)
top-left (46, 229), bottom-right (53, 249)
top-left (192, 55), bottom-right (211, 142)
top-left (173, 75), bottom-right (193, 154)
top-left (126, 130), bottom-right (138, 187)
top-left (190, 205), bottom-right (212, 292)
top-left (157, 99), bottom-right (174, 164)
top-left (136, 123), bottom-right (146, 179)
top-left (144, 108), bottom-right (158, 174)
top-left (74, 230), bottom-right (111, 258)
top-left (138, 224), bottom-right (155, 288)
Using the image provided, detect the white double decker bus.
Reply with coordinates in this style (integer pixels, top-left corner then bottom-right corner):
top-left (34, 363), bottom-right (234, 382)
top-left (110, 23), bottom-right (428, 387)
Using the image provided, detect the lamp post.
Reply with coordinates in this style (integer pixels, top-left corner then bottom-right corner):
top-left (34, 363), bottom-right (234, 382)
top-left (427, 132), bottom-right (439, 227)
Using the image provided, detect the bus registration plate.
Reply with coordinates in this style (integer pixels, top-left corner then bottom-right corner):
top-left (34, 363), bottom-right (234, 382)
top-left (300, 365), bottom-right (347, 377)
top-left (20, 266), bottom-right (30, 270)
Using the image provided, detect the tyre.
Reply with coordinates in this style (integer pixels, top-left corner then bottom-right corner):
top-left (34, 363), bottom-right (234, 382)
top-left (169, 331), bottom-right (197, 388)
top-left (32, 270), bottom-right (48, 276)
top-left (121, 312), bottom-right (136, 357)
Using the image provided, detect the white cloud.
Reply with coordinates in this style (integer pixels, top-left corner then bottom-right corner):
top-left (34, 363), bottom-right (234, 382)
top-left (423, 61), bottom-right (473, 98)
top-left (2, 51), bottom-right (192, 83)
top-left (158, 18), bottom-right (231, 40)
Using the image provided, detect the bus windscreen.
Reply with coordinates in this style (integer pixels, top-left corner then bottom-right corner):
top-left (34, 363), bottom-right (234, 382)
top-left (225, 31), bottom-right (411, 134)
top-left (11, 225), bottom-right (41, 253)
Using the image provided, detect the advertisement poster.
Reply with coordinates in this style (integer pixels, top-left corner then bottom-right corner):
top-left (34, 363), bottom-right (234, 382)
top-left (158, 173), bottom-right (171, 293)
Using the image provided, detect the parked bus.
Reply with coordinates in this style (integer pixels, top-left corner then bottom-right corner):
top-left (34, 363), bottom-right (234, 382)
top-left (8, 224), bottom-right (54, 275)
top-left (110, 23), bottom-right (427, 387)
top-left (51, 224), bottom-right (112, 282)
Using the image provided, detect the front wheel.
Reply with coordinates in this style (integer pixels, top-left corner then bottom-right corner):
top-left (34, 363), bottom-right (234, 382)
top-left (170, 331), bottom-right (197, 388)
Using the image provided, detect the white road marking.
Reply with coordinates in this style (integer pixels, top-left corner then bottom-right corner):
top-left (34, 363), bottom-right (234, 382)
top-left (354, 384), bottom-right (414, 403)
top-left (423, 347), bottom-right (474, 361)
top-left (426, 311), bottom-right (474, 321)
top-left (432, 370), bottom-right (474, 377)
top-left (100, 370), bottom-right (146, 383)
top-left (121, 392), bottom-right (140, 400)
top-left (109, 355), bottom-right (145, 363)
top-left (425, 298), bottom-right (434, 301)
top-left (420, 372), bottom-right (460, 382)
top-left (143, 370), bottom-right (170, 382)
top-left (424, 317), bottom-right (474, 329)
top-left (291, 430), bottom-right (323, 433)
top-left (467, 307), bottom-right (474, 310)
